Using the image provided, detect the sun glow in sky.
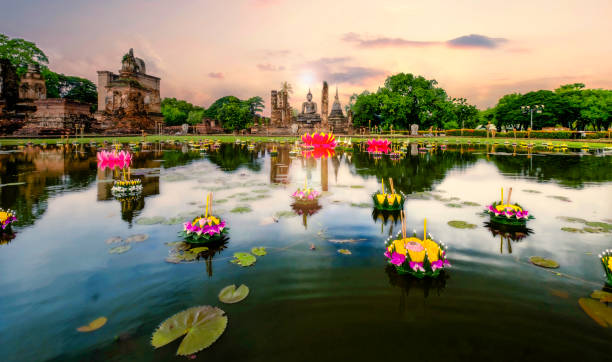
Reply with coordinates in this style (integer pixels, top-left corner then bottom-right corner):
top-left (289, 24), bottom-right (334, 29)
top-left (1, 0), bottom-right (611, 115)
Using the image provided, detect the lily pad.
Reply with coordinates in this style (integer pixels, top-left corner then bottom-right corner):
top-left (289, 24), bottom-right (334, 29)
top-left (591, 290), bottom-right (612, 303)
top-left (230, 206), bottom-right (252, 214)
top-left (522, 189), bottom-right (541, 194)
top-left (461, 201), bottom-right (480, 206)
top-left (231, 252), bottom-right (256, 267)
top-left (136, 216), bottom-right (166, 225)
top-left (338, 249), bottom-right (352, 255)
top-left (151, 306), bottom-right (228, 356)
top-left (274, 211), bottom-right (296, 219)
top-left (585, 221), bottom-right (612, 231)
top-left (561, 227), bottom-right (584, 233)
top-left (189, 247), bottom-right (209, 254)
top-left (578, 298), bottom-right (612, 327)
top-left (350, 202), bottom-right (370, 208)
top-left (125, 234), bottom-right (149, 243)
top-left (583, 227), bottom-right (607, 233)
top-left (448, 220), bottom-right (477, 229)
top-left (445, 203), bottom-right (462, 208)
top-left (529, 256), bottom-right (559, 269)
top-left (349, 185), bottom-right (365, 189)
top-left (556, 216), bottom-right (587, 224)
top-left (77, 317), bottom-right (107, 332)
top-left (218, 284), bottom-right (250, 304)
top-left (109, 245), bottom-right (131, 254)
top-left (105, 236), bottom-right (123, 244)
top-left (251, 247), bottom-right (267, 256)
top-left (162, 216), bottom-right (185, 225)
top-left (547, 195), bottom-right (571, 202)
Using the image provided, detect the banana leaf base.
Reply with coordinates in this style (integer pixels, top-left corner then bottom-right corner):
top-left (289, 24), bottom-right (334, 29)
top-left (372, 194), bottom-right (404, 211)
top-left (488, 214), bottom-right (534, 227)
top-left (179, 228), bottom-right (229, 244)
top-left (394, 264), bottom-right (442, 279)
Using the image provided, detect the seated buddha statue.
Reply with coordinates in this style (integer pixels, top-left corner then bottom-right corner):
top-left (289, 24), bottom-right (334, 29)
top-left (297, 90), bottom-right (321, 124)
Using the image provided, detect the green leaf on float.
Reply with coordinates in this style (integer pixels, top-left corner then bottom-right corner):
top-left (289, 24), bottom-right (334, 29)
top-left (338, 249), bottom-right (352, 255)
top-left (218, 284), bottom-right (249, 304)
top-left (231, 252), bottom-right (256, 267)
top-left (151, 306), bottom-right (227, 356)
top-left (251, 247), bottom-right (267, 256)
top-left (529, 256), bottom-right (559, 269)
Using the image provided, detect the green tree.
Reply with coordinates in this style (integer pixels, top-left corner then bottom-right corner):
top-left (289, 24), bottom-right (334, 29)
top-left (161, 97), bottom-right (204, 126)
top-left (245, 96), bottom-right (264, 115)
top-left (216, 100), bottom-right (252, 131)
top-left (204, 96), bottom-right (241, 119)
top-left (0, 34), bottom-right (49, 76)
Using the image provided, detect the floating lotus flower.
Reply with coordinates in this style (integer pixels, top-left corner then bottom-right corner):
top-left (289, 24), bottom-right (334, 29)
top-left (484, 187), bottom-right (534, 226)
top-left (0, 208), bottom-right (17, 231)
top-left (373, 178), bottom-right (404, 211)
top-left (600, 250), bottom-right (612, 286)
top-left (179, 193), bottom-right (228, 244)
top-left (384, 216), bottom-right (450, 278)
top-left (97, 150), bottom-right (132, 170)
top-left (367, 138), bottom-right (391, 154)
top-left (301, 132), bottom-right (337, 150)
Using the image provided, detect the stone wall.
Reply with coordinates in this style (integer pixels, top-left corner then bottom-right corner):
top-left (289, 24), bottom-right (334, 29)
top-left (13, 99), bottom-right (93, 136)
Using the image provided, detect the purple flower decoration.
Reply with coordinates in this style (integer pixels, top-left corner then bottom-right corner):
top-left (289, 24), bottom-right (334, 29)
top-left (409, 261), bottom-right (425, 272)
top-left (431, 260), bottom-right (444, 271)
top-left (390, 252), bottom-right (406, 266)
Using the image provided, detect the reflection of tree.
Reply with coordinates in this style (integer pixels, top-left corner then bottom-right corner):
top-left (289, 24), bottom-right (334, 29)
top-left (160, 149), bottom-right (203, 168)
top-left (351, 148), bottom-right (478, 194)
top-left (206, 144), bottom-right (262, 172)
top-left (488, 150), bottom-right (612, 188)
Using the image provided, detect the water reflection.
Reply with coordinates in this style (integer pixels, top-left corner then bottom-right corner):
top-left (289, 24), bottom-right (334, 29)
top-left (485, 222), bottom-right (533, 254)
top-left (385, 265), bottom-right (449, 314)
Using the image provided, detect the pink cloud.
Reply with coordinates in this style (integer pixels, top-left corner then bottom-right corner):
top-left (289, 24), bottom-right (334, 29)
top-left (208, 72), bottom-right (224, 79)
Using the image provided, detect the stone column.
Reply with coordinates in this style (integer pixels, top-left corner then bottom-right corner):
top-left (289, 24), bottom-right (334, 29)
top-left (321, 81), bottom-right (329, 128)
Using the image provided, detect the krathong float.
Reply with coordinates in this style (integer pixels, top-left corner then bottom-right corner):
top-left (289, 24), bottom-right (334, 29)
top-left (111, 168), bottom-right (142, 198)
top-left (0, 208), bottom-right (17, 232)
top-left (484, 187), bottom-right (534, 226)
top-left (385, 215), bottom-right (450, 278)
top-left (179, 193), bottom-right (228, 244)
top-left (301, 132), bottom-right (337, 151)
top-left (291, 179), bottom-right (321, 204)
top-left (372, 178), bottom-right (405, 211)
top-left (367, 138), bottom-right (391, 154)
top-left (599, 250), bottom-right (612, 286)
top-left (97, 149), bottom-right (132, 170)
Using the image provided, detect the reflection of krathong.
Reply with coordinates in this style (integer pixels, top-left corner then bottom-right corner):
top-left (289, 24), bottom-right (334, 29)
top-left (385, 216), bottom-right (450, 278)
top-left (0, 208), bottom-right (18, 232)
top-left (484, 187), bottom-right (534, 226)
top-left (302, 147), bottom-right (335, 159)
top-left (301, 132), bottom-right (337, 150)
top-left (367, 138), bottom-right (391, 154)
top-left (599, 250), bottom-right (612, 286)
top-left (180, 193), bottom-right (228, 244)
top-left (372, 209), bottom-right (401, 226)
top-left (373, 178), bottom-right (404, 211)
top-left (97, 149), bottom-right (132, 170)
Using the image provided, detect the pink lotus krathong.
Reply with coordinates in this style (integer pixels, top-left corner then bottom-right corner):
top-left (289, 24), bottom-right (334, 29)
top-left (97, 150), bottom-right (132, 170)
top-left (367, 139), bottom-right (391, 154)
top-left (301, 132), bottom-right (337, 149)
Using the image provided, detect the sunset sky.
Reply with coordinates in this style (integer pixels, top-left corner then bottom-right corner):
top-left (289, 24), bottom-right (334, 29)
top-left (1, 0), bottom-right (611, 115)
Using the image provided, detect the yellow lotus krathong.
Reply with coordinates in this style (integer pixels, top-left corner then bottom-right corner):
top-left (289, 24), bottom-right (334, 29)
top-left (0, 208), bottom-right (17, 232)
top-left (372, 178), bottom-right (404, 211)
top-left (384, 214), bottom-right (450, 278)
top-left (599, 250), bottom-right (612, 286)
top-left (179, 193), bottom-right (228, 244)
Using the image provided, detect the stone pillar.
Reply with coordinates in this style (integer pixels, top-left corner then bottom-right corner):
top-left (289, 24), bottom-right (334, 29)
top-left (321, 81), bottom-right (329, 128)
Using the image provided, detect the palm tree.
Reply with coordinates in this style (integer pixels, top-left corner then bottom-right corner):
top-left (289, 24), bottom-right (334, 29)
top-left (280, 81), bottom-right (293, 94)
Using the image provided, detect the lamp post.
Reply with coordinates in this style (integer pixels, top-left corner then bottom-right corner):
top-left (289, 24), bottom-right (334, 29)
top-left (521, 104), bottom-right (544, 131)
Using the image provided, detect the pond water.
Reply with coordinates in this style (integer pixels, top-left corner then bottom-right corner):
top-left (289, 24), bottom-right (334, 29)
top-left (0, 142), bottom-right (611, 361)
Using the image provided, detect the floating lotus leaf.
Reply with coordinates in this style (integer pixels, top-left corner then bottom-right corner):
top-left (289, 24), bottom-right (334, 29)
top-left (105, 236), bottom-right (123, 244)
top-left (449, 197), bottom-right (460, 201)
top-left (125, 234), bottom-right (149, 243)
top-left (556, 216), bottom-right (587, 223)
top-left (522, 189), bottom-right (541, 194)
top-left (231, 252), bottom-right (256, 267)
top-left (109, 245), bottom-right (131, 254)
top-left (529, 256), bottom-right (559, 269)
top-left (591, 290), bottom-right (612, 303)
top-left (151, 306), bottom-right (227, 356)
top-left (215, 198), bottom-right (229, 203)
top-left (190, 247), bottom-right (209, 254)
top-left (585, 221), bottom-right (612, 231)
top-left (136, 216), bottom-right (166, 225)
top-left (251, 247), bottom-right (267, 256)
top-left (230, 206), bottom-right (252, 214)
top-left (218, 284), bottom-right (250, 304)
top-left (77, 317), bottom-right (107, 332)
top-left (445, 203), bottom-right (462, 208)
top-left (461, 201), bottom-right (480, 206)
top-left (583, 227), bottom-right (607, 233)
top-left (448, 220), bottom-right (477, 229)
top-left (274, 211), bottom-right (297, 219)
top-left (162, 216), bottom-right (185, 225)
top-left (350, 202), bottom-right (370, 208)
top-left (338, 249), bottom-right (352, 255)
top-left (547, 195), bottom-right (571, 202)
top-left (252, 189), bottom-right (269, 194)
top-left (349, 185), bottom-right (365, 189)
top-left (578, 298), bottom-right (612, 327)
top-left (561, 227), bottom-right (584, 233)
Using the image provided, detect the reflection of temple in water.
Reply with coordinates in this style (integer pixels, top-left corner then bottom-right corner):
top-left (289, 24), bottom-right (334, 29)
top-left (269, 145), bottom-right (292, 184)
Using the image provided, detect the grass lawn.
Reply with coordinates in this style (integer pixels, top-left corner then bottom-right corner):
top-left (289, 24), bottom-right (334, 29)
top-left (0, 134), bottom-right (610, 149)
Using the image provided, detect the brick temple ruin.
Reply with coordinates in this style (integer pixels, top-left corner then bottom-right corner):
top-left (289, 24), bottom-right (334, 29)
top-left (266, 81), bottom-right (352, 135)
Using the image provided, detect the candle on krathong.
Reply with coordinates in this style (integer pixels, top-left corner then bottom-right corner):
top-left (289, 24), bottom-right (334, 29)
top-left (423, 218), bottom-right (427, 241)
top-left (501, 188), bottom-right (503, 204)
top-left (205, 193), bottom-right (209, 218)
